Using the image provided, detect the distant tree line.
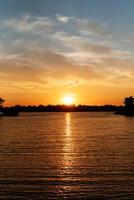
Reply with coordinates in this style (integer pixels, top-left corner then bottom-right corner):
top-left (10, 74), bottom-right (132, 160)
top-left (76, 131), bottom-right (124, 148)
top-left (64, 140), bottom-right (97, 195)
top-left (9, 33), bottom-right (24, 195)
top-left (0, 103), bottom-right (118, 112)
top-left (0, 96), bottom-right (134, 114)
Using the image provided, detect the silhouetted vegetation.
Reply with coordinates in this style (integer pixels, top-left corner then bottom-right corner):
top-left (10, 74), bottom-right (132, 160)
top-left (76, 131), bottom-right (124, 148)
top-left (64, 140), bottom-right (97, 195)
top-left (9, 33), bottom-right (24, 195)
top-left (0, 97), bottom-right (5, 106)
top-left (124, 96), bottom-right (134, 108)
top-left (1, 96), bottom-right (134, 116)
top-left (0, 97), bottom-right (19, 116)
top-left (115, 96), bottom-right (134, 116)
top-left (0, 104), bottom-right (117, 113)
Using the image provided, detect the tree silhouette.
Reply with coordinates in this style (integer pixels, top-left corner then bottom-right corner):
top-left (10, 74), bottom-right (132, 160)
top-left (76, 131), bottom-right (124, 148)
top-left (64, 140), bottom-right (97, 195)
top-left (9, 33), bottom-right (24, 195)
top-left (124, 96), bottom-right (134, 108)
top-left (0, 97), bottom-right (5, 106)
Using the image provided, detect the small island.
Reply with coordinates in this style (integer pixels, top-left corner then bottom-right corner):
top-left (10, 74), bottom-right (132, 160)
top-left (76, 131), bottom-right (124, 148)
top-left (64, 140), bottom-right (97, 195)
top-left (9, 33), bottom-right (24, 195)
top-left (0, 98), bottom-right (19, 117)
top-left (115, 96), bottom-right (134, 116)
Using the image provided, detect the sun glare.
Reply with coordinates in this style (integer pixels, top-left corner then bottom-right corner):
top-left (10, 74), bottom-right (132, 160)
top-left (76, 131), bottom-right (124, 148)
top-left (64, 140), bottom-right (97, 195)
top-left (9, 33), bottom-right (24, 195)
top-left (63, 96), bottom-right (75, 105)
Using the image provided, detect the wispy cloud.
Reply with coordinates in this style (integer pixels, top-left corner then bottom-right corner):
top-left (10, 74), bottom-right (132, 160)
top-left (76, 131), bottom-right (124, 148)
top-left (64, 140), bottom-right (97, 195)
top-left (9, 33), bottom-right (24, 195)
top-left (1, 14), bottom-right (54, 33)
top-left (73, 18), bottom-right (110, 38)
top-left (56, 14), bottom-right (70, 23)
top-left (0, 13), bottom-right (134, 96)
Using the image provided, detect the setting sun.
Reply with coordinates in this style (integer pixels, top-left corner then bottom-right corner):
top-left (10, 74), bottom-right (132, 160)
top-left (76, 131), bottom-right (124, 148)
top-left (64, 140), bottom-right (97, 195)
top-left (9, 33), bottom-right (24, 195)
top-left (62, 96), bottom-right (75, 105)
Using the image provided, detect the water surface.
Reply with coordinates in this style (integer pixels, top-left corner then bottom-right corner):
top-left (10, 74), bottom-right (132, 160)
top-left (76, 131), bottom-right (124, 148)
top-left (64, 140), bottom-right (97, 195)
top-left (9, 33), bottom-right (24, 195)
top-left (0, 112), bottom-right (133, 199)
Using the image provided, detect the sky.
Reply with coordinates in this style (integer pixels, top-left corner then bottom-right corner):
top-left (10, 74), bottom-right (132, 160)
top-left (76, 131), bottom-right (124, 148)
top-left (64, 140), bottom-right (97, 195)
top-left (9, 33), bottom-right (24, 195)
top-left (0, 0), bottom-right (134, 105)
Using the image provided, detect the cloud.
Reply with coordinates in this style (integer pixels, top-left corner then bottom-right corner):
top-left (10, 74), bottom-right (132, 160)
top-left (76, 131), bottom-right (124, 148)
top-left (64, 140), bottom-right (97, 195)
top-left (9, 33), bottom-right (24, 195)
top-left (56, 14), bottom-right (70, 23)
top-left (53, 31), bottom-right (110, 55)
top-left (73, 18), bottom-right (111, 38)
top-left (0, 42), bottom-right (133, 92)
top-left (1, 14), bottom-right (111, 39)
top-left (0, 13), bottom-right (134, 95)
top-left (0, 41), bottom-right (106, 91)
top-left (1, 14), bottom-right (54, 33)
top-left (52, 31), bottom-right (132, 66)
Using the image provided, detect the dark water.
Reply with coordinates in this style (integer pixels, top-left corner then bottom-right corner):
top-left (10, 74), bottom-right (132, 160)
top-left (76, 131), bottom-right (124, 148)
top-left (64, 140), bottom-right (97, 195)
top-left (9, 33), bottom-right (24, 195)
top-left (0, 112), bottom-right (133, 199)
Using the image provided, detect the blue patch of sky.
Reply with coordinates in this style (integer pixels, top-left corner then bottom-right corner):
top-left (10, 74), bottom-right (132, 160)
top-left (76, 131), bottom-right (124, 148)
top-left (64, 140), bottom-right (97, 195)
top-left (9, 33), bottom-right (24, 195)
top-left (1, 0), bottom-right (134, 52)
top-left (0, 0), bottom-right (134, 34)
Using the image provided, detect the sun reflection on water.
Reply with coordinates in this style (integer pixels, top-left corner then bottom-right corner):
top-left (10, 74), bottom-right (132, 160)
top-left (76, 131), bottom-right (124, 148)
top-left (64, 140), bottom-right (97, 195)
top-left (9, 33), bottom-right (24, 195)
top-left (62, 113), bottom-right (74, 170)
top-left (58, 113), bottom-right (77, 194)
top-left (66, 112), bottom-right (71, 137)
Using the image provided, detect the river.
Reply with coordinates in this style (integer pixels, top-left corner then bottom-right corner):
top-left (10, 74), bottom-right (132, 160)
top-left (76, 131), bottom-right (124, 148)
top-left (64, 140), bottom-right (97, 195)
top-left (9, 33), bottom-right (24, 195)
top-left (0, 112), bottom-right (133, 199)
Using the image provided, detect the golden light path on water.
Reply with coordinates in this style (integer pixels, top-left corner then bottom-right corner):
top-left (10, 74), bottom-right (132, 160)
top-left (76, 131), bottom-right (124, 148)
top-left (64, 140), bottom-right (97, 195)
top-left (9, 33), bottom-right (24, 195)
top-left (58, 112), bottom-right (75, 194)
top-left (65, 113), bottom-right (72, 137)
top-left (63, 113), bottom-right (73, 169)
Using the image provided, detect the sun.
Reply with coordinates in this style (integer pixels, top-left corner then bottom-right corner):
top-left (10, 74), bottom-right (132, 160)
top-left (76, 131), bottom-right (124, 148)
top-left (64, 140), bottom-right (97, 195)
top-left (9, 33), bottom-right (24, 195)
top-left (62, 95), bottom-right (75, 105)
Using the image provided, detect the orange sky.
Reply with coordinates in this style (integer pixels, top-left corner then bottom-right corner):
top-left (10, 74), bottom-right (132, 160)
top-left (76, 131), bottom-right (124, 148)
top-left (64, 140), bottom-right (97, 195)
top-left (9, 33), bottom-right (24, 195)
top-left (2, 84), bottom-right (133, 106)
top-left (0, 1), bottom-right (134, 106)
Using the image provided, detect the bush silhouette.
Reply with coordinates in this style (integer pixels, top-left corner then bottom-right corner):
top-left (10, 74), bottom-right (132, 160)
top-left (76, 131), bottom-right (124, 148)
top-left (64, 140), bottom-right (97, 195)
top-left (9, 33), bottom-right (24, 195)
top-left (124, 96), bottom-right (134, 108)
top-left (0, 97), bottom-right (5, 106)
